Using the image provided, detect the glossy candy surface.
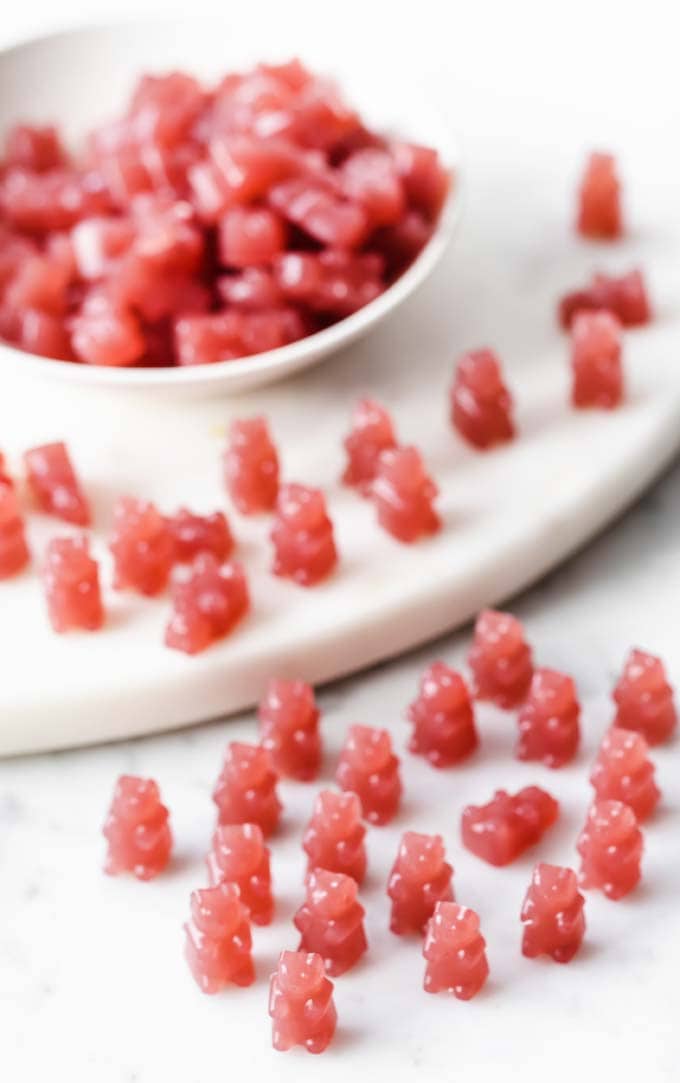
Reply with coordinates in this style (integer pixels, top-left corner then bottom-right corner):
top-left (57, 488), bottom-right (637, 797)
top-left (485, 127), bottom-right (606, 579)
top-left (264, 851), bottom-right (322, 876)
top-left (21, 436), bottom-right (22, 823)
top-left (577, 799), bottom-right (643, 900)
top-left (206, 823), bottom-right (274, 925)
top-left (612, 648), bottom-right (677, 745)
top-left (335, 724), bottom-right (402, 824)
top-left (109, 496), bottom-right (174, 595)
top-left (521, 863), bottom-right (585, 963)
top-left (166, 507), bottom-right (234, 564)
top-left (269, 950), bottom-right (337, 1054)
top-left (294, 868), bottom-right (367, 976)
top-left (450, 348), bottom-right (515, 450)
top-left (184, 882), bottom-right (255, 993)
top-left (570, 310), bottom-right (623, 409)
top-left (558, 269), bottom-right (651, 329)
top-left (461, 786), bottom-right (559, 867)
top-left (24, 441), bottom-right (90, 525)
top-left (271, 483), bottom-right (337, 585)
top-left (408, 662), bottom-right (478, 768)
top-left (423, 902), bottom-right (489, 998)
top-left (577, 152), bottom-right (623, 239)
top-left (388, 831), bottom-right (454, 935)
top-left (0, 475), bottom-right (29, 578)
top-left (372, 445), bottom-right (440, 543)
top-left (468, 609), bottom-right (533, 708)
top-left (516, 668), bottom-right (581, 768)
top-left (590, 727), bottom-right (660, 821)
top-left (302, 790), bottom-right (367, 883)
top-left (103, 775), bottom-right (172, 879)
top-left (224, 416), bottom-right (280, 514)
top-left (164, 554), bottom-right (249, 654)
top-left (258, 678), bottom-right (321, 781)
top-left (43, 536), bottom-right (104, 632)
top-left (213, 742), bottom-right (282, 837)
top-left (342, 398), bottom-right (398, 494)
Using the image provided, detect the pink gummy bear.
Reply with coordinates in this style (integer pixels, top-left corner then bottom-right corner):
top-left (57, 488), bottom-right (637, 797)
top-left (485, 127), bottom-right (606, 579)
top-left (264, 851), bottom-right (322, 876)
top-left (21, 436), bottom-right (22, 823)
top-left (577, 151), bottom-right (622, 240)
top-left (450, 348), bottom-right (515, 450)
top-left (269, 950), bottom-right (337, 1054)
top-left (271, 483), bottom-right (338, 586)
top-left (516, 668), bottom-right (581, 768)
top-left (206, 823), bottom-right (274, 925)
top-left (423, 902), bottom-right (489, 998)
top-left (24, 441), bottom-right (91, 525)
top-left (590, 727), bottom-right (660, 821)
top-left (258, 678), bottom-right (322, 781)
top-left (164, 554), bottom-right (249, 654)
top-left (0, 476), bottom-right (30, 578)
top-left (166, 507), bottom-right (234, 564)
top-left (468, 609), bottom-right (534, 708)
top-left (184, 882), bottom-right (255, 993)
top-left (335, 724), bottom-right (402, 825)
top-left (43, 536), bottom-right (104, 632)
top-left (109, 495), bottom-right (174, 596)
top-left (388, 831), bottom-right (454, 935)
top-left (408, 662), bottom-right (478, 767)
top-left (103, 775), bottom-right (172, 880)
top-left (342, 398), bottom-right (398, 494)
top-left (302, 790), bottom-right (367, 884)
top-left (521, 863), bottom-right (586, 963)
top-left (577, 799), bottom-right (643, 900)
top-left (372, 445), bottom-right (440, 543)
top-left (571, 310), bottom-right (623, 410)
top-left (294, 868), bottom-right (367, 976)
top-left (212, 742), bottom-right (282, 837)
top-left (224, 416), bottom-right (280, 514)
top-left (612, 648), bottom-right (677, 746)
top-left (461, 786), bottom-right (559, 867)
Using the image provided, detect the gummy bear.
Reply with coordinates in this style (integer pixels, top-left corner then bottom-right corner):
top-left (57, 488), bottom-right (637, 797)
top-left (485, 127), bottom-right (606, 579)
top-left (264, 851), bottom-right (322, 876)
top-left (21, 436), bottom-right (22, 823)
top-left (423, 902), bottom-right (489, 998)
top-left (335, 724), bottom-right (402, 825)
top-left (302, 790), bottom-right (367, 884)
top-left (577, 152), bottom-right (623, 240)
top-left (570, 310), bottom-right (623, 409)
top-left (271, 483), bottom-right (338, 586)
top-left (103, 775), bottom-right (172, 880)
top-left (612, 648), bottom-right (677, 746)
top-left (468, 609), bottom-right (533, 708)
top-left (407, 662), bottom-right (478, 768)
top-left (269, 950), bottom-right (337, 1054)
top-left (109, 495), bottom-right (174, 595)
top-left (558, 269), bottom-right (651, 329)
top-left (206, 823), bottom-right (274, 925)
top-left (450, 348), bottom-right (515, 450)
top-left (43, 536), bottom-right (104, 632)
top-left (184, 882), bottom-right (255, 993)
top-left (294, 868), bottom-right (367, 976)
top-left (521, 863), bottom-right (586, 963)
top-left (0, 476), bottom-right (29, 579)
top-left (516, 668), bottom-right (581, 768)
top-left (387, 831), bottom-right (454, 935)
top-left (24, 441), bottom-right (90, 526)
top-left (342, 398), bottom-right (398, 494)
top-left (258, 678), bottom-right (322, 781)
top-left (164, 555), bottom-right (249, 655)
top-left (166, 507), bottom-right (234, 564)
top-left (590, 727), bottom-right (660, 822)
top-left (212, 742), bottom-right (282, 837)
top-left (577, 799), bottom-right (643, 900)
top-left (224, 416), bottom-right (279, 514)
top-left (372, 445), bottom-right (440, 543)
top-left (461, 786), bottom-right (559, 867)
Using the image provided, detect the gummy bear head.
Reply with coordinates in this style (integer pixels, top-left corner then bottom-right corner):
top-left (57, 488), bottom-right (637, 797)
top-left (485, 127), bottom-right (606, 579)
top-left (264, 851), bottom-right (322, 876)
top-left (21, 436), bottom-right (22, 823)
top-left (474, 609), bottom-right (525, 661)
top-left (420, 662), bottom-right (469, 713)
top-left (212, 823), bottom-right (265, 877)
top-left (230, 416), bottom-right (271, 454)
top-left (276, 483), bottom-right (327, 531)
top-left (456, 348), bottom-right (505, 395)
top-left (376, 446), bottom-right (428, 496)
top-left (112, 775), bottom-right (162, 823)
top-left (528, 668), bottom-right (576, 714)
top-left (352, 398), bottom-right (395, 439)
top-left (191, 883), bottom-right (243, 938)
top-left (586, 799), bottom-right (638, 845)
top-left (276, 950), bottom-right (325, 997)
top-left (225, 742), bottom-right (273, 788)
top-left (44, 536), bottom-right (95, 584)
top-left (307, 868), bottom-right (358, 919)
top-left (529, 863), bottom-right (578, 911)
top-left (398, 831), bottom-right (446, 884)
top-left (599, 726), bottom-right (648, 774)
top-left (622, 648), bottom-right (665, 693)
top-left (314, 790), bottom-right (361, 840)
top-left (262, 678), bottom-right (317, 732)
top-left (429, 902), bottom-right (480, 947)
top-left (344, 724), bottom-right (393, 773)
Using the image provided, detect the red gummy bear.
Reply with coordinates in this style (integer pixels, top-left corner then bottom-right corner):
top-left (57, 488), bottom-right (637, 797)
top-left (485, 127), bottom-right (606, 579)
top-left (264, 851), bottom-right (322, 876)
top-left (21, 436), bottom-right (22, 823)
top-left (271, 483), bottom-right (338, 586)
top-left (577, 152), bottom-right (623, 240)
top-left (342, 398), bottom-right (398, 494)
top-left (521, 863), bottom-right (586, 963)
top-left (590, 727), bottom-right (660, 822)
top-left (24, 441), bottom-right (91, 525)
top-left (388, 831), bottom-right (454, 935)
top-left (258, 677), bottom-right (322, 781)
top-left (166, 507), bottom-right (234, 564)
top-left (269, 950), bottom-right (337, 1055)
top-left (423, 902), bottom-right (489, 998)
top-left (450, 348), bottom-right (515, 450)
top-left (212, 742), bottom-right (282, 837)
top-left (207, 823), bottom-right (274, 925)
top-left (408, 662), bottom-right (478, 768)
top-left (372, 445), bottom-right (440, 543)
top-left (43, 536), bottom-right (104, 632)
top-left (224, 416), bottom-right (279, 514)
top-left (184, 882), bottom-right (255, 993)
top-left (577, 799), bottom-right (643, 900)
top-left (468, 609), bottom-right (533, 708)
top-left (164, 554), bottom-right (249, 654)
top-left (109, 495), bottom-right (174, 595)
top-left (461, 786), bottom-right (559, 867)
top-left (571, 310), bottom-right (623, 409)
top-left (516, 668), bottom-right (581, 768)
top-left (335, 724), bottom-right (402, 825)
top-left (294, 868), bottom-right (367, 976)
top-left (302, 790), bottom-right (367, 884)
top-left (558, 269), bottom-right (651, 330)
top-left (0, 476), bottom-right (30, 578)
top-left (612, 648), bottom-right (677, 746)
top-left (103, 775), bottom-right (172, 880)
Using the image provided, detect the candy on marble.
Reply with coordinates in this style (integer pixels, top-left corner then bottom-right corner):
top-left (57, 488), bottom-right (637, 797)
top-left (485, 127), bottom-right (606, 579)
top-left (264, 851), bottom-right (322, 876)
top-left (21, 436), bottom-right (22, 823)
top-left (0, 476), bottom-right (29, 578)
top-left (341, 398), bottom-right (398, 494)
top-left (516, 668), bottom-right (581, 768)
top-left (43, 536), bottom-right (104, 632)
top-left (371, 445), bottom-right (440, 543)
top-left (570, 310), bottom-right (623, 409)
top-left (388, 831), bottom-right (454, 935)
top-left (24, 441), bottom-right (90, 525)
top-left (184, 882), bottom-right (255, 993)
top-left (258, 677), bottom-right (321, 781)
top-left (302, 790), bottom-right (367, 883)
top-left (423, 902), bottom-right (489, 998)
top-left (164, 554), bottom-right (249, 654)
top-left (408, 662), bottom-right (478, 768)
top-left (271, 482), bottom-right (338, 586)
top-left (166, 507), bottom-right (234, 564)
top-left (468, 609), bottom-right (533, 708)
top-left (577, 152), bottom-right (623, 239)
top-left (521, 863), bottom-right (586, 963)
top-left (103, 774), bottom-right (172, 879)
top-left (213, 742), bottom-right (282, 837)
top-left (612, 648), bottom-right (677, 746)
top-left (590, 727), bottom-right (660, 821)
top-left (206, 823), bottom-right (274, 925)
top-left (223, 416), bottom-right (280, 514)
top-left (450, 348), bottom-right (515, 450)
top-left (109, 495), bottom-right (174, 595)
top-left (335, 723), bottom-right (402, 825)
top-left (461, 785), bottom-right (559, 867)
top-left (577, 799), bottom-right (643, 900)
top-left (558, 269), bottom-right (651, 329)
top-left (269, 950), bottom-right (337, 1054)
top-left (294, 868), bottom-right (367, 976)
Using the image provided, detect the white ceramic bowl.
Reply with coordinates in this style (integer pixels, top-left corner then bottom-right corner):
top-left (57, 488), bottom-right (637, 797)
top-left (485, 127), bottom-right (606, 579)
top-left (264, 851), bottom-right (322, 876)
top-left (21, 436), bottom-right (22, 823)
top-left (0, 19), bottom-right (461, 396)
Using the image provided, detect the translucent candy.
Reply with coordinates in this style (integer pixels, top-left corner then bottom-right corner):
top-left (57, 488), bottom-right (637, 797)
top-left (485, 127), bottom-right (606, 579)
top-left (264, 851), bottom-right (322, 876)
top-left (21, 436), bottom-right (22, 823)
top-left (269, 176), bottom-right (369, 249)
top-left (224, 416), bottom-right (280, 514)
top-left (71, 292), bottom-right (146, 367)
top-left (468, 609), bottom-right (533, 708)
top-left (184, 882), bottom-right (255, 993)
top-left (590, 727), bottom-right (660, 821)
top-left (0, 477), bottom-right (30, 579)
top-left (5, 124), bottom-right (66, 172)
top-left (391, 142), bottom-right (450, 220)
top-left (423, 903), bottom-right (489, 998)
top-left (212, 742), bottom-right (282, 837)
top-left (206, 823), bottom-right (274, 925)
top-left (335, 724), bottom-right (402, 825)
top-left (577, 152), bottom-right (622, 240)
top-left (275, 250), bottom-right (384, 316)
top-left (103, 775), bottom-right (172, 879)
top-left (521, 863), bottom-right (586, 963)
top-left (558, 269), bottom-right (651, 329)
top-left (24, 441), bottom-right (90, 526)
top-left (571, 310), bottom-right (623, 409)
top-left (372, 445), bottom-right (440, 543)
top-left (577, 799), bottom-right (643, 900)
top-left (516, 668), bottom-right (581, 768)
top-left (450, 348), bottom-right (515, 450)
top-left (340, 148), bottom-right (405, 227)
top-left (269, 950), bottom-right (337, 1054)
top-left (461, 786), bottom-right (559, 867)
top-left (109, 496), bottom-right (174, 595)
top-left (258, 678), bottom-right (321, 781)
top-left (342, 398), bottom-right (398, 494)
top-left (218, 205), bottom-right (287, 267)
top-left (294, 868), bottom-right (367, 976)
top-left (271, 483), bottom-right (338, 586)
top-left (612, 648), bottom-right (677, 746)
top-left (408, 662), bottom-right (478, 768)
top-left (165, 555), bottom-right (249, 654)
top-left (302, 790), bottom-right (367, 883)
top-left (43, 536), bottom-right (104, 633)
top-left (166, 507), bottom-right (234, 564)
top-left (388, 831), bottom-right (454, 935)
